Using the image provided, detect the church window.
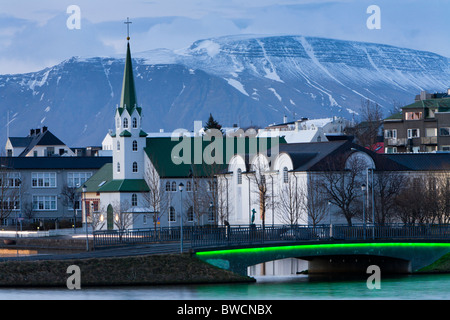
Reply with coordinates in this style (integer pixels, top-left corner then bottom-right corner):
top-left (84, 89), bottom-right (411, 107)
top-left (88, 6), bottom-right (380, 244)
top-left (169, 207), bottom-right (176, 222)
top-left (171, 182), bottom-right (177, 192)
top-left (133, 162), bottom-right (138, 173)
top-left (165, 182), bottom-right (171, 192)
top-left (131, 194), bottom-right (138, 207)
top-left (116, 117), bottom-right (121, 128)
top-left (133, 118), bottom-right (138, 128)
top-left (186, 181), bottom-right (192, 192)
top-left (188, 207), bottom-right (194, 222)
top-left (117, 141), bottom-right (120, 151)
top-left (237, 169), bottom-right (242, 185)
top-left (283, 167), bottom-right (289, 183)
top-left (132, 140), bottom-right (138, 151)
top-left (123, 118), bottom-right (129, 129)
top-left (117, 162), bottom-right (121, 173)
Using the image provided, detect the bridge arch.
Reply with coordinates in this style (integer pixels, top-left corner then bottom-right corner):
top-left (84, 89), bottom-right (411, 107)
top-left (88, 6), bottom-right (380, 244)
top-left (195, 242), bottom-right (450, 276)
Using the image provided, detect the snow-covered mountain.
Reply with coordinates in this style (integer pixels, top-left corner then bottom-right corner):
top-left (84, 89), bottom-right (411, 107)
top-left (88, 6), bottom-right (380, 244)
top-left (1, 35), bottom-right (449, 148)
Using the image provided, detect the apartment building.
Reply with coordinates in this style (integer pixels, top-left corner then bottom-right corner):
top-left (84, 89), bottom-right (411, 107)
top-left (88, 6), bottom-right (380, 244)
top-left (384, 90), bottom-right (450, 153)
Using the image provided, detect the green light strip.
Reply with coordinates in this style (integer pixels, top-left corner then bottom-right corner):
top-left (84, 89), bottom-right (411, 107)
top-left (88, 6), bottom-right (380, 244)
top-left (196, 242), bottom-right (450, 256)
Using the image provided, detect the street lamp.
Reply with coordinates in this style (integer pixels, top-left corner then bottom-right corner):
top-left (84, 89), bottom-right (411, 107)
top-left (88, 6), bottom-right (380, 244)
top-left (178, 183), bottom-right (184, 254)
top-left (361, 183), bottom-right (366, 240)
top-left (82, 185), bottom-right (89, 251)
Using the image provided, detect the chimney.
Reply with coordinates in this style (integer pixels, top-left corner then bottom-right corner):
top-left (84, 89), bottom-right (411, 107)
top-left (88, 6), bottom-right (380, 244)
top-left (30, 129), bottom-right (35, 136)
top-left (35, 128), bottom-right (41, 135)
top-left (283, 115), bottom-right (287, 124)
top-left (42, 126), bottom-right (48, 133)
top-left (420, 91), bottom-right (428, 100)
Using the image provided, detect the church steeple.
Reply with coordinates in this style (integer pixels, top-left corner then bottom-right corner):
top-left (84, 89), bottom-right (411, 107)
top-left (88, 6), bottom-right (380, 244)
top-left (118, 18), bottom-right (141, 116)
top-left (120, 42), bottom-right (138, 114)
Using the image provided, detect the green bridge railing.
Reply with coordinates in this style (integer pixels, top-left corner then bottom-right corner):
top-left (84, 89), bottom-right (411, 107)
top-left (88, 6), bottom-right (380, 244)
top-left (93, 224), bottom-right (450, 249)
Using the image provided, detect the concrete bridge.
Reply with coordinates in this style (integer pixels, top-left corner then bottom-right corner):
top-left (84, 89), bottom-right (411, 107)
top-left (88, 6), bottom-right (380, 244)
top-left (195, 241), bottom-right (450, 276)
top-left (93, 224), bottom-right (450, 276)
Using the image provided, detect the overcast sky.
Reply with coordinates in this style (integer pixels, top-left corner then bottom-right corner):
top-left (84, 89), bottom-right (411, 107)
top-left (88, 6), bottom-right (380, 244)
top-left (0, 0), bottom-right (449, 74)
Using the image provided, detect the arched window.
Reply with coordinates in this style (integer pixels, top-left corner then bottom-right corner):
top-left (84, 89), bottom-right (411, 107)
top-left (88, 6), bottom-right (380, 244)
top-left (169, 207), bottom-right (176, 222)
top-left (123, 118), bottom-right (129, 129)
top-left (132, 118), bottom-right (138, 128)
top-left (117, 162), bottom-right (121, 173)
top-left (186, 181), bottom-right (192, 192)
top-left (132, 140), bottom-right (138, 152)
top-left (133, 162), bottom-right (138, 173)
top-left (165, 181), bottom-right (171, 192)
top-left (171, 182), bottom-right (177, 192)
top-left (188, 206), bottom-right (194, 222)
top-left (237, 169), bottom-right (242, 185)
top-left (117, 141), bottom-right (120, 151)
top-left (208, 205), bottom-right (215, 222)
top-left (131, 194), bottom-right (138, 207)
top-left (283, 167), bottom-right (289, 183)
top-left (116, 117), bottom-right (121, 128)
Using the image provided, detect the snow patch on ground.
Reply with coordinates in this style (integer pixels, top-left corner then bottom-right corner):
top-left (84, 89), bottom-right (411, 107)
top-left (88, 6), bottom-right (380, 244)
top-left (268, 88), bottom-right (282, 102)
top-left (225, 78), bottom-right (249, 96)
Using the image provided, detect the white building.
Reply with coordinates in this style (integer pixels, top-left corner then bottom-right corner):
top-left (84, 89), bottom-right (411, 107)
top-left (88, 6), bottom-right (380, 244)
top-left (5, 127), bottom-right (75, 157)
top-left (218, 141), bottom-right (378, 226)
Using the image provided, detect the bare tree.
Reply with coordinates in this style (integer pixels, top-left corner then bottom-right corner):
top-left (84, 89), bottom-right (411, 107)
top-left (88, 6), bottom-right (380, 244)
top-left (302, 175), bottom-right (328, 226)
top-left (372, 171), bottom-right (405, 225)
top-left (249, 155), bottom-right (274, 229)
top-left (60, 184), bottom-right (81, 224)
top-left (104, 200), bottom-right (135, 231)
top-left (185, 162), bottom-right (228, 226)
top-left (278, 174), bottom-right (302, 225)
top-left (90, 211), bottom-right (105, 231)
top-left (143, 161), bottom-right (169, 230)
top-left (318, 154), bottom-right (367, 226)
top-left (349, 99), bottom-right (383, 151)
top-left (394, 176), bottom-right (426, 224)
top-left (0, 165), bottom-right (21, 223)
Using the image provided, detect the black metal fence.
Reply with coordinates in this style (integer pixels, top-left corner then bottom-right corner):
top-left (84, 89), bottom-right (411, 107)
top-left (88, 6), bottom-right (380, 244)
top-left (93, 224), bottom-right (450, 249)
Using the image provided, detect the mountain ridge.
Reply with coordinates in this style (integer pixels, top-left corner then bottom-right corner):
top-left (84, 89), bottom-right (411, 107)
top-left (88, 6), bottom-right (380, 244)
top-left (0, 34), bottom-right (449, 148)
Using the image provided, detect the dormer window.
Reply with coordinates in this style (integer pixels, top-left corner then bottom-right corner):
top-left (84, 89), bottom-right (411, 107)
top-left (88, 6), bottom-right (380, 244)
top-left (123, 118), bottom-right (129, 129)
top-left (132, 118), bottom-right (138, 129)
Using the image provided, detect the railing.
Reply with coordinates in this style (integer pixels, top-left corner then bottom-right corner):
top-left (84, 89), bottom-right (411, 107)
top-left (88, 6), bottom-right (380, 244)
top-left (93, 224), bottom-right (450, 249)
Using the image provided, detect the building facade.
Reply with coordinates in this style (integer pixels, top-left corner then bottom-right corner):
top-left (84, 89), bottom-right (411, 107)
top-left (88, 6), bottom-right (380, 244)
top-left (0, 156), bottom-right (111, 227)
top-left (384, 90), bottom-right (450, 153)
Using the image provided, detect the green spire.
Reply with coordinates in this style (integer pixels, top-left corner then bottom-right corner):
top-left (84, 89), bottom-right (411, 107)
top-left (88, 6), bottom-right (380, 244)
top-left (119, 42), bottom-right (138, 115)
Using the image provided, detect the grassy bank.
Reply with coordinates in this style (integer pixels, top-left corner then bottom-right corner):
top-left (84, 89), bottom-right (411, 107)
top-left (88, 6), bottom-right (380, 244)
top-left (418, 253), bottom-right (450, 273)
top-left (0, 254), bottom-right (254, 287)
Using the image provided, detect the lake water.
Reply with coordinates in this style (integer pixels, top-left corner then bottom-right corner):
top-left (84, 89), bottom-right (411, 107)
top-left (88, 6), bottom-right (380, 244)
top-left (1, 258), bottom-right (449, 300)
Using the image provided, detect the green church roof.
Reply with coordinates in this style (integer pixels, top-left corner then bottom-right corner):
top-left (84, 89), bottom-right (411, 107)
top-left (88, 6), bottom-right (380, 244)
top-left (117, 42), bottom-right (140, 116)
top-left (144, 136), bottom-right (286, 178)
top-left (98, 179), bottom-right (150, 193)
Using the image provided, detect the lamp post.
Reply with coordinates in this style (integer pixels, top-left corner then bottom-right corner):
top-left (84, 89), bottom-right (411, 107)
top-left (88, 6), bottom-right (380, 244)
top-left (361, 183), bottom-right (366, 240)
top-left (82, 185), bottom-right (89, 251)
top-left (178, 183), bottom-right (184, 254)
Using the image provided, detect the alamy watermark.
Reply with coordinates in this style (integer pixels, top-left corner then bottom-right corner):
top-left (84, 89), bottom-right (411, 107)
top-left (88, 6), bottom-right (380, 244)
top-left (170, 124), bottom-right (280, 167)
top-left (367, 5), bottom-right (381, 30)
top-left (66, 5), bottom-right (81, 30)
top-left (366, 265), bottom-right (381, 290)
top-left (67, 265), bottom-right (81, 290)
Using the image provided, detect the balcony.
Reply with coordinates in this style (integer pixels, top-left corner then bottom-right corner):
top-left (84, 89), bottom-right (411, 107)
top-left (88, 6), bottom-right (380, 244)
top-left (387, 138), bottom-right (407, 146)
top-left (421, 137), bottom-right (438, 145)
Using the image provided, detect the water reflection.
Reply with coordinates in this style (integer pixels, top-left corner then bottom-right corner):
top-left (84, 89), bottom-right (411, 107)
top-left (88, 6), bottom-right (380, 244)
top-left (0, 249), bottom-right (39, 257)
top-left (248, 258), bottom-right (308, 276)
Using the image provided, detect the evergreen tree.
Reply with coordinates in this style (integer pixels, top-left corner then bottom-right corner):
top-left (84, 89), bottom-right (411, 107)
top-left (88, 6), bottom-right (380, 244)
top-left (204, 113), bottom-right (223, 134)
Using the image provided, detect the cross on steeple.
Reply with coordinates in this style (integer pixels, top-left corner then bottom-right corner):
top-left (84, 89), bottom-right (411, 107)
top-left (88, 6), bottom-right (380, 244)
top-left (124, 17), bottom-right (132, 41)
